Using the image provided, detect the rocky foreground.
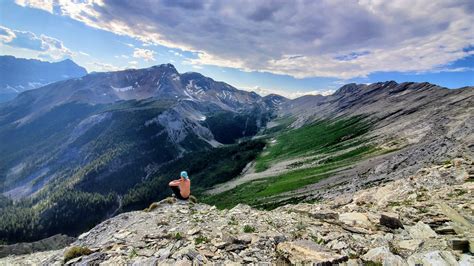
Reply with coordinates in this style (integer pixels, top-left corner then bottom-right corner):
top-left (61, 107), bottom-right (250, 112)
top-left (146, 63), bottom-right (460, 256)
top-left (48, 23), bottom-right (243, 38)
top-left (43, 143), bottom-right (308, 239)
top-left (1, 158), bottom-right (473, 265)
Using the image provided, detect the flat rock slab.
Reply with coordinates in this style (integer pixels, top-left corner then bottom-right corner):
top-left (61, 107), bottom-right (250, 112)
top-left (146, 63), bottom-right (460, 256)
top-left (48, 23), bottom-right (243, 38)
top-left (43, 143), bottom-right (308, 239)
top-left (339, 212), bottom-right (372, 229)
top-left (277, 240), bottom-right (347, 265)
top-left (408, 221), bottom-right (437, 239)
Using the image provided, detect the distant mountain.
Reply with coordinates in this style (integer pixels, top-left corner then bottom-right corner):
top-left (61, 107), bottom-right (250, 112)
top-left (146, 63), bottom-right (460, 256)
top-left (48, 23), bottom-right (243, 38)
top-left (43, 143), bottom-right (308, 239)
top-left (0, 56), bottom-right (87, 102)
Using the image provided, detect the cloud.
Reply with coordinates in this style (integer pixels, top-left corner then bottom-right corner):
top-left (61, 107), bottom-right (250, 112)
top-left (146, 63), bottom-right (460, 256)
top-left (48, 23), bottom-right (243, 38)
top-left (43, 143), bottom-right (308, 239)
top-left (88, 61), bottom-right (122, 72)
top-left (15, 0), bottom-right (54, 13)
top-left (241, 86), bottom-right (335, 99)
top-left (0, 25), bottom-right (72, 60)
top-left (0, 26), bottom-right (16, 42)
top-left (15, 0), bottom-right (474, 79)
top-left (78, 51), bottom-right (90, 56)
top-left (132, 48), bottom-right (156, 61)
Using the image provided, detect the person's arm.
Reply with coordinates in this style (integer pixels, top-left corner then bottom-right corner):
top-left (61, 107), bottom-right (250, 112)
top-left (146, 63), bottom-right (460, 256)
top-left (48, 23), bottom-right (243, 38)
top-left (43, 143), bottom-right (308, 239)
top-left (169, 179), bottom-right (180, 186)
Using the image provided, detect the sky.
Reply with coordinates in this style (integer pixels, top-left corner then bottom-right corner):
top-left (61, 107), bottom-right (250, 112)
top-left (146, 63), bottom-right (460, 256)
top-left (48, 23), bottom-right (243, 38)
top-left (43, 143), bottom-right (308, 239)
top-left (0, 0), bottom-right (473, 98)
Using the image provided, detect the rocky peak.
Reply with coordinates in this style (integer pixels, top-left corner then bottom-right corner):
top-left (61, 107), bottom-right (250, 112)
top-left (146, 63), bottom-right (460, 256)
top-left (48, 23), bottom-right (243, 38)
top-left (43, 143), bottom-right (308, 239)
top-left (333, 83), bottom-right (363, 96)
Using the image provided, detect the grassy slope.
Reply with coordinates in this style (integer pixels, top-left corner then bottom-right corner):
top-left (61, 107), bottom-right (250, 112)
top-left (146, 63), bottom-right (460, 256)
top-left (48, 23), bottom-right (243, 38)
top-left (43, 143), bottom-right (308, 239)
top-left (254, 116), bottom-right (372, 172)
top-left (202, 116), bottom-right (385, 209)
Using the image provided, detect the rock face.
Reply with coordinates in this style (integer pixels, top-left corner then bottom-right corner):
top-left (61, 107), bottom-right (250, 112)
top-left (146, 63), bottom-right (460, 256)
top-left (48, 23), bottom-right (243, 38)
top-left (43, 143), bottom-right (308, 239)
top-left (1, 158), bottom-right (472, 265)
top-left (0, 234), bottom-right (74, 258)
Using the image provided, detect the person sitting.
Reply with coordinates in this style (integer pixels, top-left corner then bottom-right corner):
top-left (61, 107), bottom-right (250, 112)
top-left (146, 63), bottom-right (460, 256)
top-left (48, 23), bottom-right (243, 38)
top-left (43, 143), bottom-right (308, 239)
top-left (168, 171), bottom-right (191, 200)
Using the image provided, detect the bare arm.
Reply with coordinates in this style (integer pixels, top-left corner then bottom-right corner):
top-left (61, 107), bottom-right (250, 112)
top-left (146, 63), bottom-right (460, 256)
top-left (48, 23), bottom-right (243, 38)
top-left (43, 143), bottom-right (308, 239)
top-left (169, 179), bottom-right (181, 186)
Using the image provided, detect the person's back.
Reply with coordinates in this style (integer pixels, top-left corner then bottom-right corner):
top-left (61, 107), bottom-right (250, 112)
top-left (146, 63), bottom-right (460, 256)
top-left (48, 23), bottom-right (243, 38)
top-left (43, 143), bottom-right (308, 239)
top-left (168, 171), bottom-right (191, 200)
top-left (179, 178), bottom-right (191, 199)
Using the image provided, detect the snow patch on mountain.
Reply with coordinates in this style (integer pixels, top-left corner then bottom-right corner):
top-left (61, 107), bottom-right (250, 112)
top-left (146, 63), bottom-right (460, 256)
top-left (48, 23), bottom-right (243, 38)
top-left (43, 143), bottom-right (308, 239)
top-left (111, 85), bottom-right (134, 92)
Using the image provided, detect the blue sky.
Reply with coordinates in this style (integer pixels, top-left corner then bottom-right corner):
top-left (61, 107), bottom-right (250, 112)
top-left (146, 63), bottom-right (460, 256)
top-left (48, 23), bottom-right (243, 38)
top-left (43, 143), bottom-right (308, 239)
top-left (0, 0), bottom-right (473, 98)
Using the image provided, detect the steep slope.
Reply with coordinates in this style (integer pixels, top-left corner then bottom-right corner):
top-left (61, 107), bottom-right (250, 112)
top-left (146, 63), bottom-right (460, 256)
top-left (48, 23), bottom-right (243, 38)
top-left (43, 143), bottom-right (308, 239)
top-left (1, 158), bottom-right (471, 264)
top-left (204, 82), bottom-right (473, 208)
top-left (0, 64), bottom-right (271, 243)
top-left (0, 56), bottom-right (87, 102)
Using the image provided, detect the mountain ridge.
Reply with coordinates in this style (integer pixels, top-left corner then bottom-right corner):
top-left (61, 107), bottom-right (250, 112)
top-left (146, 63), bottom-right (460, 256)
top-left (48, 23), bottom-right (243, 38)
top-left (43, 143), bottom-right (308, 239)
top-left (0, 56), bottom-right (87, 103)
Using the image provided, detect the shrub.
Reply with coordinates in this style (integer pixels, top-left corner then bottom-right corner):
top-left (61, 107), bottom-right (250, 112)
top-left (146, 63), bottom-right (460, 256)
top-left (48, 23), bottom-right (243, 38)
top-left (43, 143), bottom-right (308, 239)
top-left (189, 195), bottom-right (198, 203)
top-left (64, 246), bottom-right (93, 263)
top-left (174, 232), bottom-right (183, 240)
top-left (164, 197), bottom-right (176, 204)
top-left (194, 235), bottom-right (209, 245)
top-left (243, 225), bottom-right (255, 233)
top-left (147, 202), bottom-right (159, 212)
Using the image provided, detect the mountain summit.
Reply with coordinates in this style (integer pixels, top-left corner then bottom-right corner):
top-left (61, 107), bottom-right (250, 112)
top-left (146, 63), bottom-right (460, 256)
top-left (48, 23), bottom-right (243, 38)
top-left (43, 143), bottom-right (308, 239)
top-left (0, 56), bottom-right (87, 102)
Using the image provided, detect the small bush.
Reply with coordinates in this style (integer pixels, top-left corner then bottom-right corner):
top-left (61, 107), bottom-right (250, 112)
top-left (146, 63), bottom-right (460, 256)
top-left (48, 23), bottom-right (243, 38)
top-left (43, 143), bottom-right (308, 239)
top-left (174, 232), bottom-right (183, 240)
top-left (228, 216), bottom-right (238, 225)
top-left (194, 235), bottom-right (209, 245)
top-left (164, 197), bottom-right (176, 204)
top-left (243, 225), bottom-right (255, 233)
top-left (189, 195), bottom-right (198, 203)
top-left (296, 221), bottom-right (306, 231)
top-left (129, 248), bottom-right (138, 259)
top-left (148, 202), bottom-right (159, 212)
top-left (64, 246), bottom-right (93, 263)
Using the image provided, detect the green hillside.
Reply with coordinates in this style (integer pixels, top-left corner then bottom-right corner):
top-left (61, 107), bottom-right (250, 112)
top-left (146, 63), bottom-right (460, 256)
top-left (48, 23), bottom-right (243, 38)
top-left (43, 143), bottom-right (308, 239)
top-left (202, 116), bottom-right (391, 209)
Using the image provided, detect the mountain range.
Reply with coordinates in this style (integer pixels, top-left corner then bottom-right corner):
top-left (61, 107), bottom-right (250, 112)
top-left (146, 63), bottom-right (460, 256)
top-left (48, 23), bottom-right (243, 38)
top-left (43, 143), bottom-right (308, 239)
top-left (0, 56), bottom-right (87, 103)
top-left (0, 61), bottom-right (472, 247)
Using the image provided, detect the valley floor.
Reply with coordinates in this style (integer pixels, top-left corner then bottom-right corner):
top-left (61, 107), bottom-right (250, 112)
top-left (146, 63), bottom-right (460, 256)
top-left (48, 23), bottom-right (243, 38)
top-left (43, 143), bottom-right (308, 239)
top-left (1, 157), bottom-right (472, 265)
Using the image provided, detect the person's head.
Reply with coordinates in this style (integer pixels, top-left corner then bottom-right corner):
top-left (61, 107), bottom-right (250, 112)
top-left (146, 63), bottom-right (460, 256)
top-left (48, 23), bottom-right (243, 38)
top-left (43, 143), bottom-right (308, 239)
top-left (180, 171), bottom-right (189, 180)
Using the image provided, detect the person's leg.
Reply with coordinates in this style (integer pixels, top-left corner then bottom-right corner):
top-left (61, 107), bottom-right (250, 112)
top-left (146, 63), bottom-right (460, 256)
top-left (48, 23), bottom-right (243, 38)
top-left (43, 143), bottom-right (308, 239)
top-left (170, 186), bottom-right (185, 200)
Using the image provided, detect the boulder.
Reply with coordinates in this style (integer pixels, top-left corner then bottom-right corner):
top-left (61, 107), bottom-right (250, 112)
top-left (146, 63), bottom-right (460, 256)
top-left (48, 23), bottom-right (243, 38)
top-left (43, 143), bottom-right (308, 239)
top-left (380, 212), bottom-right (404, 229)
top-left (277, 240), bottom-right (348, 265)
top-left (449, 239), bottom-right (470, 252)
top-left (396, 239), bottom-right (423, 251)
top-left (361, 247), bottom-right (406, 266)
top-left (339, 212), bottom-right (372, 229)
top-left (407, 221), bottom-right (437, 239)
top-left (459, 254), bottom-right (474, 266)
top-left (310, 211), bottom-right (339, 220)
top-left (407, 251), bottom-right (458, 266)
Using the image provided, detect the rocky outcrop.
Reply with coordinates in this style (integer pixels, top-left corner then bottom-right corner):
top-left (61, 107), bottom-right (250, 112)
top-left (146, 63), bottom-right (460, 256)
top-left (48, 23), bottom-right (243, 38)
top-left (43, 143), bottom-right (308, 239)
top-left (0, 158), bottom-right (472, 265)
top-left (0, 234), bottom-right (74, 258)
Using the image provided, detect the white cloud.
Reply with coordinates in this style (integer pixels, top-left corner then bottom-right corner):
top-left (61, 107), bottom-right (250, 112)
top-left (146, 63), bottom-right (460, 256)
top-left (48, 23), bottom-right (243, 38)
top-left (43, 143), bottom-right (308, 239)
top-left (0, 26), bottom-right (16, 43)
top-left (241, 86), bottom-right (335, 99)
top-left (0, 25), bottom-right (72, 60)
top-left (15, 0), bottom-right (474, 79)
top-left (132, 48), bottom-right (156, 61)
top-left (15, 0), bottom-right (54, 13)
top-left (88, 61), bottom-right (122, 72)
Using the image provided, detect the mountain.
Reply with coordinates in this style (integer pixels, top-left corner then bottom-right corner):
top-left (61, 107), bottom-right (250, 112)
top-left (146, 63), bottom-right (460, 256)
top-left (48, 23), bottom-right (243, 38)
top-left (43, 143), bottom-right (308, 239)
top-left (1, 157), bottom-right (472, 264)
top-left (204, 81), bottom-right (473, 208)
top-left (0, 64), bottom-right (272, 243)
top-left (0, 56), bottom-right (87, 102)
